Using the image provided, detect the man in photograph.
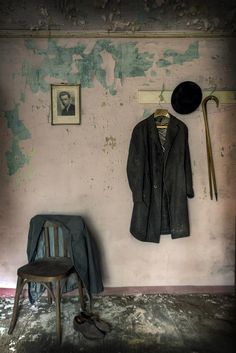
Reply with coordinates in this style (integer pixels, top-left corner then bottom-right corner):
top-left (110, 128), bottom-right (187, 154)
top-left (59, 91), bottom-right (75, 116)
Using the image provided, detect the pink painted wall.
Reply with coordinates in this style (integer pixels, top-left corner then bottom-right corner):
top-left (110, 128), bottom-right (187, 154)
top-left (0, 37), bottom-right (235, 290)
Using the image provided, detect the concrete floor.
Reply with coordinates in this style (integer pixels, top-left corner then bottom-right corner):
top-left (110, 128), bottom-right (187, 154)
top-left (0, 293), bottom-right (235, 353)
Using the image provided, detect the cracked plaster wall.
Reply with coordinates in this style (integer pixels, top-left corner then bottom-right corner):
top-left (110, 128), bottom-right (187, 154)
top-left (0, 3), bottom-right (235, 291)
top-left (0, 0), bottom-right (235, 33)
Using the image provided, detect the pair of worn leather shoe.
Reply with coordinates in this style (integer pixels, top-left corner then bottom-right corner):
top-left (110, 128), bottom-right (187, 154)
top-left (73, 311), bottom-right (111, 340)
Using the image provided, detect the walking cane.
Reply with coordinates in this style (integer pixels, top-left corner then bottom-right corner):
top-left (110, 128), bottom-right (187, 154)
top-left (201, 95), bottom-right (219, 201)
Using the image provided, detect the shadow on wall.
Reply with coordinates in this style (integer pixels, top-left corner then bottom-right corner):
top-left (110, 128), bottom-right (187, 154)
top-left (0, 87), bottom-right (17, 226)
top-left (82, 214), bottom-right (108, 283)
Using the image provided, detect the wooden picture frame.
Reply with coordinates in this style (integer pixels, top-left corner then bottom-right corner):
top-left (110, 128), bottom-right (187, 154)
top-left (51, 84), bottom-right (81, 125)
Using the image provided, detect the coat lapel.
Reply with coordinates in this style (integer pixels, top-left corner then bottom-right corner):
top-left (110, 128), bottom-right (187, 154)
top-left (163, 115), bottom-right (179, 164)
top-left (147, 114), bottom-right (163, 153)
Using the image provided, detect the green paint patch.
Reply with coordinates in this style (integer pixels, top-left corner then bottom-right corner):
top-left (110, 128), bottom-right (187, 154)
top-left (157, 42), bottom-right (199, 67)
top-left (158, 59), bottom-right (172, 68)
top-left (6, 139), bottom-right (30, 176)
top-left (143, 109), bottom-right (152, 118)
top-left (23, 39), bottom-right (154, 95)
top-left (4, 108), bottom-right (31, 140)
top-left (4, 105), bottom-right (31, 175)
top-left (106, 42), bottom-right (154, 80)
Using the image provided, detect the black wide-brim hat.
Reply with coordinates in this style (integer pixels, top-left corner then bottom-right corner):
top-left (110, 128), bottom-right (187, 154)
top-left (171, 81), bottom-right (202, 114)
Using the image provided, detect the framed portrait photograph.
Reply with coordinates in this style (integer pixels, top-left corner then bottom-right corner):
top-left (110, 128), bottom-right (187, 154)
top-left (51, 84), bottom-right (81, 125)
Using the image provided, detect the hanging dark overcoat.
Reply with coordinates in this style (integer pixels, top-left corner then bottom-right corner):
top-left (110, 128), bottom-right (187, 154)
top-left (127, 114), bottom-right (194, 243)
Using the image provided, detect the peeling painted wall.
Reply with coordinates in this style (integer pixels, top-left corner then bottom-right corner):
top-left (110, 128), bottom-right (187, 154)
top-left (0, 0), bottom-right (235, 34)
top-left (0, 36), bottom-right (235, 289)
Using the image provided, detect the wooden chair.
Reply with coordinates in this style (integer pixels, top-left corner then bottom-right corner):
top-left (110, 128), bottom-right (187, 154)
top-left (8, 221), bottom-right (85, 343)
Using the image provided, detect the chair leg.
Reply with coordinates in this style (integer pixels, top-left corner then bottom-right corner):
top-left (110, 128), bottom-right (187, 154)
top-left (75, 273), bottom-right (85, 311)
top-left (55, 280), bottom-right (61, 344)
top-left (8, 276), bottom-right (26, 334)
top-left (47, 283), bottom-right (52, 304)
top-left (43, 283), bottom-right (55, 303)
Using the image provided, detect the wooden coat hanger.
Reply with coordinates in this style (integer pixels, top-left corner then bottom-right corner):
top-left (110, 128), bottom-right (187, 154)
top-left (154, 109), bottom-right (170, 129)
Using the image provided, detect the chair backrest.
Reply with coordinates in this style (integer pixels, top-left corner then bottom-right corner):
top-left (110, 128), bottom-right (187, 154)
top-left (43, 221), bottom-right (69, 258)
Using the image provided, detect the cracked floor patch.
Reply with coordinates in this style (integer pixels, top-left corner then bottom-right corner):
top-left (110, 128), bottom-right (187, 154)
top-left (0, 294), bottom-right (235, 353)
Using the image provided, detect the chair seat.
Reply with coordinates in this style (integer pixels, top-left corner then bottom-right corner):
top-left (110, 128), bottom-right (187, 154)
top-left (18, 257), bottom-right (74, 281)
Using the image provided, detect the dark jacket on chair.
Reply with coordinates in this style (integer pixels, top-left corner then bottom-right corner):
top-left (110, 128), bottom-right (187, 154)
top-left (127, 114), bottom-right (194, 243)
top-left (27, 214), bottom-right (103, 303)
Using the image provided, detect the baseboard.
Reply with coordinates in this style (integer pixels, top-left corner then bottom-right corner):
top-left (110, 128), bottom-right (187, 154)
top-left (0, 285), bottom-right (234, 297)
top-left (101, 286), bottom-right (235, 295)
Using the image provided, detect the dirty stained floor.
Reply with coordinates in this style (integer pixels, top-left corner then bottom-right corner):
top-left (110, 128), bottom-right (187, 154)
top-left (0, 293), bottom-right (235, 353)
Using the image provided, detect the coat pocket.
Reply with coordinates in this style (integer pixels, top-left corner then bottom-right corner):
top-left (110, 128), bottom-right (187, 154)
top-left (130, 201), bottom-right (149, 240)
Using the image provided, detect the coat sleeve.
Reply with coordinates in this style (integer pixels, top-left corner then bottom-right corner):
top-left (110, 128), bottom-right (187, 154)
top-left (127, 124), bottom-right (145, 202)
top-left (184, 127), bottom-right (194, 198)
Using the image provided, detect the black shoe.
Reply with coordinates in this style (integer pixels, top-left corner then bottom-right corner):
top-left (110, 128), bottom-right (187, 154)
top-left (80, 311), bottom-right (112, 334)
top-left (73, 314), bottom-right (105, 340)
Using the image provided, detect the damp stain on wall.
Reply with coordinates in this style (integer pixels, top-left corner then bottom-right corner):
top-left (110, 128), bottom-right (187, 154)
top-left (4, 105), bottom-right (31, 175)
top-left (157, 41), bottom-right (199, 67)
top-left (103, 136), bottom-right (117, 153)
top-left (22, 39), bottom-right (154, 95)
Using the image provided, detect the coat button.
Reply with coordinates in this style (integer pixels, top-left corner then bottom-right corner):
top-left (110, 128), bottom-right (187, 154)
top-left (153, 184), bottom-right (158, 189)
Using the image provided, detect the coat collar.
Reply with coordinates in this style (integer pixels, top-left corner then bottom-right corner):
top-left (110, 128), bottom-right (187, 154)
top-left (147, 113), bottom-right (180, 161)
